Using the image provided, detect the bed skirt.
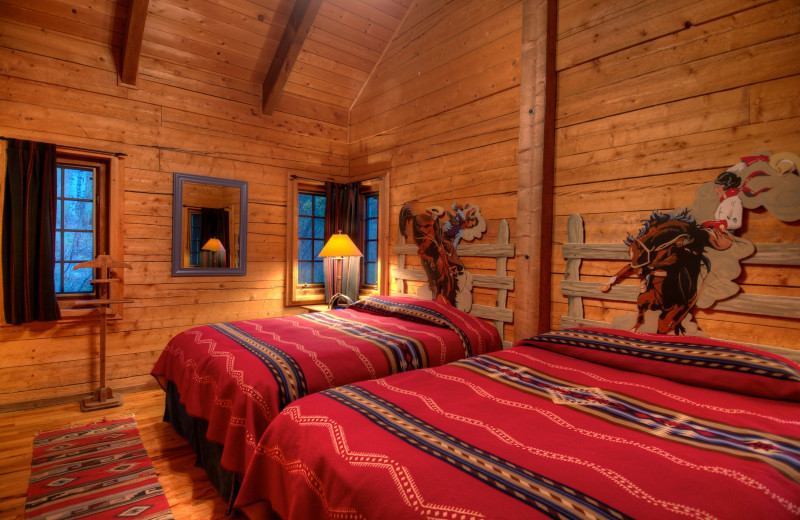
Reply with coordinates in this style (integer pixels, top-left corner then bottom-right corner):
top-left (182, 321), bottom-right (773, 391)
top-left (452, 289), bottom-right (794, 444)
top-left (163, 382), bottom-right (240, 508)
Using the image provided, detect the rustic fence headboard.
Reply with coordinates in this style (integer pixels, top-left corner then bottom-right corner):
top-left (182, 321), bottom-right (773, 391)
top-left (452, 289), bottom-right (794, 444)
top-left (561, 213), bottom-right (800, 363)
top-left (392, 219), bottom-right (515, 348)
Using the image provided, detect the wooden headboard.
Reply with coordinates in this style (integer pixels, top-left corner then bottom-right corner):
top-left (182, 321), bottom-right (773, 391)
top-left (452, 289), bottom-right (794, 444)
top-left (561, 213), bottom-right (800, 363)
top-left (392, 219), bottom-right (515, 348)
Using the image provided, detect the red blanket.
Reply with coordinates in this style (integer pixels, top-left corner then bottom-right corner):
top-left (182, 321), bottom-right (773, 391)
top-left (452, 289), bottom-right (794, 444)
top-left (151, 296), bottom-right (501, 478)
top-left (235, 328), bottom-right (800, 519)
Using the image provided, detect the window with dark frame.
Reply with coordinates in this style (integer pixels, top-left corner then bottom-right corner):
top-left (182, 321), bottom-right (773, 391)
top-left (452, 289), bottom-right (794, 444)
top-left (189, 211), bottom-right (202, 266)
top-left (54, 163), bottom-right (96, 295)
top-left (297, 191), bottom-right (327, 285)
top-left (362, 193), bottom-right (379, 286)
top-left (53, 153), bottom-right (112, 313)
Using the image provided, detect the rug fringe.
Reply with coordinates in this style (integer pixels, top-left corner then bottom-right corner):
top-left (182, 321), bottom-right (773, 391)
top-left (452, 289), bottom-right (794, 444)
top-left (35, 413), bottom-right (136, 435)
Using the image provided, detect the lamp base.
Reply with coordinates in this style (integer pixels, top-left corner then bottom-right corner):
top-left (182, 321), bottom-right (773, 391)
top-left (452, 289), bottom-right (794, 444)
top-left (80, 387), bottom-right (124, 412)
top-left (328, 293), bottom-right (354, 309)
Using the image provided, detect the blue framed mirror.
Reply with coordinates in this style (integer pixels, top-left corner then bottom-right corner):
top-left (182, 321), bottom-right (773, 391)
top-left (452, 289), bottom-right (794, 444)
top-left (172, 173), bottom-right (247, 276)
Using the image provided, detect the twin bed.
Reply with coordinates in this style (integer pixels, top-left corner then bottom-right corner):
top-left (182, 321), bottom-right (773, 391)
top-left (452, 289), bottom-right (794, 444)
top-left (150, 295), bottom-right (502, 501)
top-left (234, 327), bottom-right (800, 519)
top-left (152, 212), bottom-right (800, 519)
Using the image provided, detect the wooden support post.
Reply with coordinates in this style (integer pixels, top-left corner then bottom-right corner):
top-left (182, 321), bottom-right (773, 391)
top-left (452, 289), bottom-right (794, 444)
top-left (516, 0), bottom-right (557, 339)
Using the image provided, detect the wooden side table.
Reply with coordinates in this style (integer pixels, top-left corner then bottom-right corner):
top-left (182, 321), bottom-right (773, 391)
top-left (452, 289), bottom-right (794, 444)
top-left (300, 304), bottom-right (331, 313)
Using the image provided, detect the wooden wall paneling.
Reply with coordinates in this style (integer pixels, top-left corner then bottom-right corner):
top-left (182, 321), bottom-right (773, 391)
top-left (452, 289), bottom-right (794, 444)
top-left (556, 88), bottom-right (750, 159)
top-left (558, 35), bottom-right (800, 127)
top-left (0, 1), bottom-right (352, 408)
top-left (352, 58), bottom-right (521, 143)
top-left (136, 56), bottom-right (261, 106)
top-left (557, 0), bottom-right (767, 70)
top-left (0, 23), bottom-right (117, 74)
top-left (552, 0), bottom-right (800, 344)
top-left (0, 47), bottom-right (128, 100)
top-left (350, 88), bottom-right (520, 177)
top-left (558, 1), bottom-right (799, 100)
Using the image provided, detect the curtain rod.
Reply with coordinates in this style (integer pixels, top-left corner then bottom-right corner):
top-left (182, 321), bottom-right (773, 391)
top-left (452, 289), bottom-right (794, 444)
top-left (290, 174), bottom-right (383, 183)
top-left (0, 137), bottom-right (127, 157)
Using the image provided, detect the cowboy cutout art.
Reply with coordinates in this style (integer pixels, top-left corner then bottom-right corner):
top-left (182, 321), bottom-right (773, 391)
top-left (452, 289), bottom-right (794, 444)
top-left (602, 151), bottom-right (800, 335)
top-left (399, 202), bottom-right (486, 312)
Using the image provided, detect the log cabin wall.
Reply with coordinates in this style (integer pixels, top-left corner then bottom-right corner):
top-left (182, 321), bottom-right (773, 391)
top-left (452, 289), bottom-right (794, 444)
top-left (1, 0), bottom-right (798, 411)
top-left (350, 0), bottom-right (523, 342)
top-left (0, 1), bottom-right (351, 410)
top-left (551, 0), bottom-right (800, 350)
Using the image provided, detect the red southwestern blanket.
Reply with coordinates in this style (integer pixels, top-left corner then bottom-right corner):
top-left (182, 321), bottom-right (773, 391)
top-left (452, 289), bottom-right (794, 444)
top-left (151, 296), bottom-right (501, 479)
top-left (234, 328), bottom-right (800, 519)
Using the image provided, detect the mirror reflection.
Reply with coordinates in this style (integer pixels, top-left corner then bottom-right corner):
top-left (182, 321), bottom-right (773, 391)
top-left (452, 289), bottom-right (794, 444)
top-left (172, 173), bottom-right (247, 276)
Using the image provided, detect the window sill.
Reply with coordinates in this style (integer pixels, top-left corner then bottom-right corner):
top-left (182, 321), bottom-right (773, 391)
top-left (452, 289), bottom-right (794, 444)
top-left (59, 307), bottom-right (124, 320)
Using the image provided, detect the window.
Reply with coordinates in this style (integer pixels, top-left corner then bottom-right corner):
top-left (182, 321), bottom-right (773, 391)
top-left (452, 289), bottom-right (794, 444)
top-left (53, 149), bottom-right (123, 316)
top-left (189, 212), bottom-right (202, 266)
top-left (286, 174), bottom-right (389, 306)
top-left (55, 164), bottom-right (96, 294)
top-left (362, 193), bottom-right (378, 286)
top-left (297, 192), bottom-right (327, 284)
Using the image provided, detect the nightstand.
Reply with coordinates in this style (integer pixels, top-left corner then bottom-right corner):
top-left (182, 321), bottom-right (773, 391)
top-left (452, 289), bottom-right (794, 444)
top-left (300, 304), bottom-right (331, 313)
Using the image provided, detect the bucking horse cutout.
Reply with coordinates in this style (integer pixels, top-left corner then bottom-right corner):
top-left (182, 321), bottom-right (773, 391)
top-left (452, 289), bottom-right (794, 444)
top-left (602, 151), bottom-right (800, 335)
top-left (399, 202), bottom-right (486, 312)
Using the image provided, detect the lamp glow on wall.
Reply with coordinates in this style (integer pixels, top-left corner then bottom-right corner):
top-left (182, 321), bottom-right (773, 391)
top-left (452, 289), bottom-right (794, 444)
top-left (318, 232), bottom-right (362, 308)
top-left (202, 237), bottom-right (226, 267)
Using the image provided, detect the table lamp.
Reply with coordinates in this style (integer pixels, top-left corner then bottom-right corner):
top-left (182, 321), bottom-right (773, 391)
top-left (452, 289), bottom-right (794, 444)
top-left (318, 232), bottom-right (362, 308)
top-left (202, 237), bottom-right (226, 267)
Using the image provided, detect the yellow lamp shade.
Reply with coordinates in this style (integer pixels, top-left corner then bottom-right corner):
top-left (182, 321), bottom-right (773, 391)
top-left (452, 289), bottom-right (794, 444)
top-left (201, 237), bottom-right (227, 252)
top-left (318, 233), bottom-right (362, 258)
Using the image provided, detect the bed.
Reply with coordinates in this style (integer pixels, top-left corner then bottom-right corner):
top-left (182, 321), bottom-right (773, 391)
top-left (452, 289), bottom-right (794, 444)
top-left (151, 295), bottom-right (502, 500)
top-left (233, 327), bottom-right (800, 519)
top-left (233, 160), bottom-right (800, 518)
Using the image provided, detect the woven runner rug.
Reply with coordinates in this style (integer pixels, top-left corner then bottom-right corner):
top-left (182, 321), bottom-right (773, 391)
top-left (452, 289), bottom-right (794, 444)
top-left (25, 417), bottom-right (174, 520)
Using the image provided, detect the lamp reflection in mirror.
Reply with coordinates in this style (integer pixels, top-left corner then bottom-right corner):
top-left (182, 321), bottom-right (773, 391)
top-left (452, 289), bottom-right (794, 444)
top-left (202, 237), bottom-right (227, 268)
top-left (318, 232), bottom-right (362, 308)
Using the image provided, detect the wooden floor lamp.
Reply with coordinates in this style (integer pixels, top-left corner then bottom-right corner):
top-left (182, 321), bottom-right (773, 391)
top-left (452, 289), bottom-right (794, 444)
top-left (74, 254), bottom-right (132, 412)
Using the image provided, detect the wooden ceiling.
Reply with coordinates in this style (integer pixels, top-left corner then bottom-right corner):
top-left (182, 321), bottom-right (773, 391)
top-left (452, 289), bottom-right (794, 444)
top-left (126, 0), bottom-right (410, 117)
top-left (9, 0), bottom-right (411, 123)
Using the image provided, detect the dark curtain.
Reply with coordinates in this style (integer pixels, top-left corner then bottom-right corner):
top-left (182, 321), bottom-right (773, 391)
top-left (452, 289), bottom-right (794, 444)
top-left (2, 139), bottom-right (61, 324)
top-left (200, 208), bottom-right (230, 267)
top-left (324, 182), bottom-right (361, 303)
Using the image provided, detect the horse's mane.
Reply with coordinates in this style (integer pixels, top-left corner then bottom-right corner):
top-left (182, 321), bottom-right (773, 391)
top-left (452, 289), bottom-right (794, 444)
top-left (624, 209), bottom-right (695, 245)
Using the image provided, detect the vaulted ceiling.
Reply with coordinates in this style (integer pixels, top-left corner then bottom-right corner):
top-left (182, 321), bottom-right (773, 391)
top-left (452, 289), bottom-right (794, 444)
top-left (122, 0), bottom-right (410, 117)
top-left (10, 0), bottom-right (411, 125)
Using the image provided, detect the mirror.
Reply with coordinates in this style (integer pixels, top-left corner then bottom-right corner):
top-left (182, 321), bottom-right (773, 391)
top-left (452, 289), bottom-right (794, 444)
top-left (172, 173), bottom-right (247, 276)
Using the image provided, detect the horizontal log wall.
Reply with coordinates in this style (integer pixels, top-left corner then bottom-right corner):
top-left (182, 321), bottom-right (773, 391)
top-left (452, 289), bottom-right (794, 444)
top-left (552, 0), bottom-right (800, 351)
top-left (349, 0), bottom-right (523, 342)
top-left (0, 8), bottom-right (347, 410)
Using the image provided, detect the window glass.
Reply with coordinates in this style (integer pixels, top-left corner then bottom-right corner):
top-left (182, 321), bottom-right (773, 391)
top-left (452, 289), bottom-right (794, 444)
top-left (55, 166), bottom-right (95, 293)
top-left (362, 194), bottom-right (379, 285)
top-left (189, 212), bottom-right (202, 266)
top-left (298, 192), bottom-right (326, 284)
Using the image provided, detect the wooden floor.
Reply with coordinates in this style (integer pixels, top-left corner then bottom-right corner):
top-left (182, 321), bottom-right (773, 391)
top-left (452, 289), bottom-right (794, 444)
top-left (0, 389), bottom-right (230, 519)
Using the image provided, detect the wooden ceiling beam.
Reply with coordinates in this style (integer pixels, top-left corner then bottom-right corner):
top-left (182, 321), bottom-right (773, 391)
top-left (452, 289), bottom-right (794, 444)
top-left (119, 0), bottom-right (150, 87)
top-left (261, 0), bottom-right (323, 115)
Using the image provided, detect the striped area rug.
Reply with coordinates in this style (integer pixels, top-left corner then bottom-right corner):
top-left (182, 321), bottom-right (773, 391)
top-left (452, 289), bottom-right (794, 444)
top-left (25, 417), bottom-right (173, 520)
